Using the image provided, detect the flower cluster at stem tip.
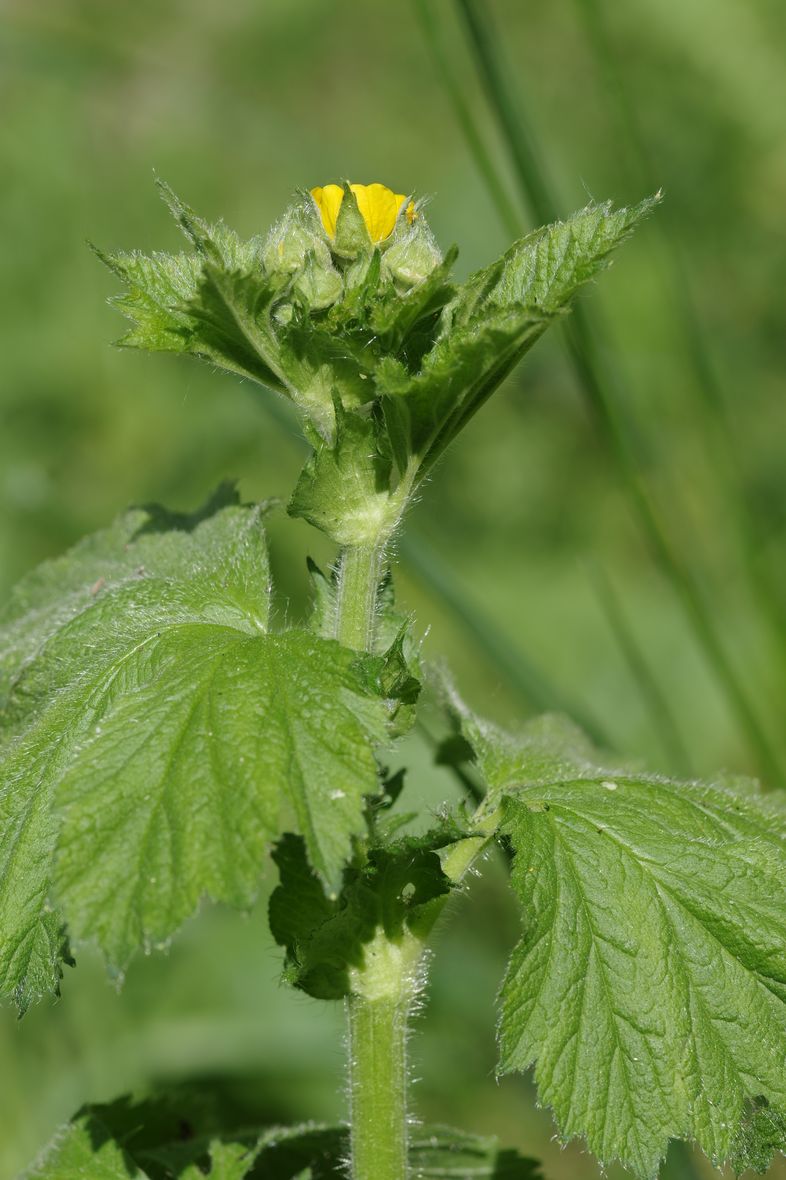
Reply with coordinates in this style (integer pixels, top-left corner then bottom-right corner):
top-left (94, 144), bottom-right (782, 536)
top-left (262, 179), bottom-right (441, 302)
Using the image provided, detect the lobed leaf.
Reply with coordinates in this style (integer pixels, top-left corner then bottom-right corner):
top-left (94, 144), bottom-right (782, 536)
top-left (452, 699), bottom-right (786, 1178)
top-left (0, 492), bottom-right (395, 1007)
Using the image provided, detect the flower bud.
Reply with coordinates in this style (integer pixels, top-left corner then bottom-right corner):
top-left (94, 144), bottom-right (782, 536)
top-left (262, 197), bottom-right (344, 311)
top-left (382, 216), bottom-right (443, 287)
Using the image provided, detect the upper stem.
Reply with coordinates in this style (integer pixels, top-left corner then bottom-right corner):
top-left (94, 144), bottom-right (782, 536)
top-left (334, 538), bottom-right (415, 1180)
top-left (335, 542), bottom-right (387, 651)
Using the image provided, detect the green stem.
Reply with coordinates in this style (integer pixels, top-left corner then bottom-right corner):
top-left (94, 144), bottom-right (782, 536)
top-left (347, 929), bottom-right (421, 1180)
top-left (335, 543), bottom-right (386, 651)
top-left (347, 995), bottom-right (409, 1180)
top-left (334, 540), bottom-right (415, 1179)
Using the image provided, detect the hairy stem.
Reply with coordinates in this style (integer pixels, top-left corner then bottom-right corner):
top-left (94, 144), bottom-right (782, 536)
top-left (334, 541), bottom-right (416, 1178)
top-left (335, 542), bottom-right (386, 651)
top-left (347, 931), bottom-right (421, 1180)
top-left (348, 994), bottom-right (409, 1179)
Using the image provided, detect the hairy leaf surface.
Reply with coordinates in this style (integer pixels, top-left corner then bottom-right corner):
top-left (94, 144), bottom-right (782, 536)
top-left (0, 494), bottom-right (392, 1006)
top-left (379, 197), bottom-right (659, 470)
top-left (454, 704), bottom-right (786, 1177)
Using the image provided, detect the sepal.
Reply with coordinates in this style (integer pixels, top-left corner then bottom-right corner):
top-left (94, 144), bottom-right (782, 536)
top-left (332, 182), bottom-right (374, 259)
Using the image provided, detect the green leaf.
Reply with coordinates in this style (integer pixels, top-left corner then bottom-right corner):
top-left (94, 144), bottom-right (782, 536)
top-left (182, 262), bottom-right (290, 394)
top-left (369, 244), bottom-right (458, 359)
top-left (0, 482), bottom-right (243, 712)
top-left (92, 245), bottom-right (202, 353)
top-left (24, 1113), bottom-right (147, 1179)
top-left (24, 1100), bottom-right (540, 1180)
top-left (24, 1093), bottom-right (269, 1180)
top-left (269, 825), bottom-right (456, 1000)
top-left (0, 493), bottom-right (393, 1006)
top-left (379, 196), bottom-right (659, 471)
top-left (730, 1099), bottom-right (786, 1175)
top-left (476, 195), bottom-right (661, 315)
top-left (454, 702), bottom-right (786, 1177)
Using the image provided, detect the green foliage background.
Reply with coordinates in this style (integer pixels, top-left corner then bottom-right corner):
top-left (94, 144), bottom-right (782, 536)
top-left (1, 0), bottom-right (785, 1176)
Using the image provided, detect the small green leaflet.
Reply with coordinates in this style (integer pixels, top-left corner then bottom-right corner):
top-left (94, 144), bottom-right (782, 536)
top-left (0, 491), bottom-right (395, 1009)
top-left (23, 1095), bottom-right (540, 1180)
top-left (453, 704), bottom-right (786, 1178)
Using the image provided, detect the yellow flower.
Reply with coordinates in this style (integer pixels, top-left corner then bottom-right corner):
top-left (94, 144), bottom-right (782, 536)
top-left (311, 182), bottom-right (416, 244)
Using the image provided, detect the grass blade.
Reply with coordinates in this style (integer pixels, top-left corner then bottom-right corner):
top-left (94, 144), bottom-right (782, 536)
top-left (440, 0), bottom-right (785, 787)
top-left (400, 534), bottom-right (611, 747)
top-left (587, 561), bottom-right (693, 773)
top-left (574, 0), bottom-right (786, 686)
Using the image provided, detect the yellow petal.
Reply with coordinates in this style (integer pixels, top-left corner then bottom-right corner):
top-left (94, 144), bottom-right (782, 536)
top-left (311, 182), bottom-right (417, 243)
top-left (311, 184), bottom-right (345, 238)
top-left (350, 183), bottom-right (407, 243)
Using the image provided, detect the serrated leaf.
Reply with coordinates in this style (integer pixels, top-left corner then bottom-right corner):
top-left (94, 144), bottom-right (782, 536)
top-left (0, 494), bottom-right (393, 1004)
top-left (24, 1113), bottom-right (147, 1179)
top-left (96, 184), bottom-right (305, 421)
top-left (24, 1099), bottom-right (539, 1180)
top-left (454, 703), bottom-right (786, 1178)
top-left (478, 196), bottom-right (660, 315)
top-left (182, 262), bottom-right (291, 394)
top-left (96, 184), bottom-right (285, 397)
top-left (93, 246), bottom-right (202, 353)
top-left (379, 197), bottom-right (659, 471)
top-left (0, 482), bottom-right (245, 712)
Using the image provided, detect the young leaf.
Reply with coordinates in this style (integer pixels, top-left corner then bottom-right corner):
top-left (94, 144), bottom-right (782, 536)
top-left (182, 263), bottom-right (291, 393)
top-left (92, 246), bottom-right (202, 354)
top-left (453, 703), bottom-right (786, 1178)
top-left (379, 197), bottom-right (659, 472)
top-left (0, 494), bottom-right (393, 1006)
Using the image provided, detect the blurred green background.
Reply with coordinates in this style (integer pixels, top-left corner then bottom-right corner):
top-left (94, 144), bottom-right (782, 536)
top-left (1, 0), bottom-right (785, 1176)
